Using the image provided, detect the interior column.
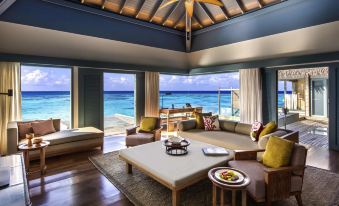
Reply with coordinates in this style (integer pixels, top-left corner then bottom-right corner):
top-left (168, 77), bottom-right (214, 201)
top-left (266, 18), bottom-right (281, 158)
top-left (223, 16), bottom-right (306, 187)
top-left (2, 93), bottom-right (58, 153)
top-left (262, 68), bottom-right (278, 124)
top-left (135, 72), bottom-right (145, 125)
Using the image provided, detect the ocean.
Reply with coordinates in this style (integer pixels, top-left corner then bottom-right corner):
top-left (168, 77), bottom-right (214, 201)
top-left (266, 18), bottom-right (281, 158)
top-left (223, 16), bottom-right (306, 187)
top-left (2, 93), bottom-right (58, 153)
top-left (22, 91), bottom-right (288, 129)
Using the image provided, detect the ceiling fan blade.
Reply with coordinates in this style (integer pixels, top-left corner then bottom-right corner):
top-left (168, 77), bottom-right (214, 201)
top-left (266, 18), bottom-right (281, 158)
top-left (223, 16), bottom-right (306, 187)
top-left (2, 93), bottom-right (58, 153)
top-left (159, 0), bottom-right (180, 10)
top-left (185, 0), bottom-right (194, 17)
top-left (196, 0), bottom-right (223, 6)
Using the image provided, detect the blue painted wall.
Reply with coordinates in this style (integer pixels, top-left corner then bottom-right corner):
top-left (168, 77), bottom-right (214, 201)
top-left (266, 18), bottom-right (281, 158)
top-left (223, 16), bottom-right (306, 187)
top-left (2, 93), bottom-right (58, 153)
top-left (0, 0), bottom-right (185, 51)
top-left (191, 0), bottom-right (339, 51)
top-left (1, 0), bottom-right (338, 52)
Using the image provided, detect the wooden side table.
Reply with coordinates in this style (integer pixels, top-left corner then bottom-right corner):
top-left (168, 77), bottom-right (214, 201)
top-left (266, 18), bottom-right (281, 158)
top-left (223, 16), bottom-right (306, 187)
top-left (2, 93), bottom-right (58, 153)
top-left (18, 141), bottom-right (50, 175)
top-left (208, 167), bottom-right (251, 206)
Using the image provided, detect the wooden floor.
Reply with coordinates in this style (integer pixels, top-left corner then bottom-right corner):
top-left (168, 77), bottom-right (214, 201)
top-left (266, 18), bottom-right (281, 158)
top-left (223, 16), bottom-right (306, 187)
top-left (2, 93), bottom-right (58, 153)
top-left (28, 135), bottom-right (339, 206)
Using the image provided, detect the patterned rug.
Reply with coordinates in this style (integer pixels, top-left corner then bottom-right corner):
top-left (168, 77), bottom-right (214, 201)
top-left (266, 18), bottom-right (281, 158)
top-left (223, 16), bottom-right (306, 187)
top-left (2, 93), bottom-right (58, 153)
top-left (89, 151), bottom-right (339, 206)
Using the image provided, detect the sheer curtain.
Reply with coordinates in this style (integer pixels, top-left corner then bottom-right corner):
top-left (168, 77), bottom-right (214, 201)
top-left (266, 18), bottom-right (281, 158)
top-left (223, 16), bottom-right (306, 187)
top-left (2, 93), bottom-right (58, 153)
top-left (239, 68), bottom-right (262, 124)
top-left (0, 62), bottom-right (22, 155)
top-left (145, 72), bottom-right (160, 117)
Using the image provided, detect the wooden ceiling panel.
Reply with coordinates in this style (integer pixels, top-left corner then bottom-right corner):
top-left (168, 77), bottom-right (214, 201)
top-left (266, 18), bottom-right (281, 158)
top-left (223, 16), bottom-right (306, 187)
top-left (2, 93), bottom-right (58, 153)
top-left (242, 0), bottom-right (261, 11)
top-left (195, 3), bottom-right (214, 26)
top-left (163, 1), bottom-right (185, 27)
top-left (204, 3), bottom-right (227, 22)
top-left (78, 0), bottom-right (285, 31)
top-left (221, 0), bottom-right (243, 16)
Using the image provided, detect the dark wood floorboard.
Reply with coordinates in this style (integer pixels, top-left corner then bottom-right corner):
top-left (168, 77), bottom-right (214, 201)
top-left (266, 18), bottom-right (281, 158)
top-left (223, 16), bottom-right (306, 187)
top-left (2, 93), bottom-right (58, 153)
top-left (28, 135), bottom-right (339, 206)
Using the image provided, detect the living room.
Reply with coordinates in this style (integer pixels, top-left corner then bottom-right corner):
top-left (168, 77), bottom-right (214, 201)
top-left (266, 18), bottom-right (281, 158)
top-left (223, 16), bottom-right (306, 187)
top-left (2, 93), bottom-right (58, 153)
top-left (1, 0), bottom-right (339, 206)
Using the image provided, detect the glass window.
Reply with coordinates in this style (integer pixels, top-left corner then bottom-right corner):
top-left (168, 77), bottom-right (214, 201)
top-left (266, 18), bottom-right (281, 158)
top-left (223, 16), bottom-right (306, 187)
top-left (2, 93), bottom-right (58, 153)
top-left (159, 72), bottom-right (240, 120)
top-left (21, 65), bottom-right (71, 129)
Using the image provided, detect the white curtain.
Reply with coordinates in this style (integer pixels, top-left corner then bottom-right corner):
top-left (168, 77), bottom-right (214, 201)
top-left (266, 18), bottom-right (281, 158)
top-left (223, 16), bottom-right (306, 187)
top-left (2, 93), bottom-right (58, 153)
top-left (0, 62), bottom-right (22, 155)
top-left (239, 69), bottom-right (262, 124)
top-left (145, 72), bottom-right (160, 117)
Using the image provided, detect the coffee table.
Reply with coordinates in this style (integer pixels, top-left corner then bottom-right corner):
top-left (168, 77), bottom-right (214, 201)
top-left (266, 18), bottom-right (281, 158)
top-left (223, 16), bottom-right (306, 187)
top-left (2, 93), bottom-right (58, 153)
top-left (18, 141), bottom-right (50, 175)
top-left (119, 139), bottom-right (234, 206)
top-left (208, 167), bottom-right (251, 206)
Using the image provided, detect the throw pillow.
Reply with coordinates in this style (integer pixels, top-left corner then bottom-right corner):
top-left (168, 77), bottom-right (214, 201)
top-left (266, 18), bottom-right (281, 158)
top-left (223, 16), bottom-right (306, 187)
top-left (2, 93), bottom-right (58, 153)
top-left (250, 121), bottom-right (264, 141)
top-left (194, 112), bottom-right (212, 129)
top-left (263, 136), bottom-right (294, 168)
top-left (203, 115), bottom-right (220, 131)
top-left (259, 121), bottom-right (277, 138)
top-left (31, 119), bottom-right (56, 137)
top-left (17, 122), bottom-right (34, 140)
top-left (139, 117), bottom-right (157, 132)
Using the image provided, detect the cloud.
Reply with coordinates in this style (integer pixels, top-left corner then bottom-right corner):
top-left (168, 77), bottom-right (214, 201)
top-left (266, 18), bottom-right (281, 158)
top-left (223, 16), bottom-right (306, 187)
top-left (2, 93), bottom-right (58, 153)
top-left (21, 69), bottom-right (48, 84)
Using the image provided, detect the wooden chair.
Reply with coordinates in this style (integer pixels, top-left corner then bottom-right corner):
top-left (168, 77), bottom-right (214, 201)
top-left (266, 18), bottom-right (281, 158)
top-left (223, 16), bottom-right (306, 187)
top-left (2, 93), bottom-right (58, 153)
top-left (228, 144), bottom-right (307, 206)
top-left (125, 117), bottom-right (162, 147)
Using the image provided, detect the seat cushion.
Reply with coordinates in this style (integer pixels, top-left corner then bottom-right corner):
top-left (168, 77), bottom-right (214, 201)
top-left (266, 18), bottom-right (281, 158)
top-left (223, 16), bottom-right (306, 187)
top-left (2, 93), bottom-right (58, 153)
top-left (229, 160), bottom-right (267, 200)
top-left (219, 120), bottom-right (237, 132)
top-left (235, 123), bottom-right (252, 135)
top-left (19, 127), bottom-right (104, 146)
top-left (178, 129), bottom-right (258, 150)
top-left (126, 133), bottom-right (154, 146)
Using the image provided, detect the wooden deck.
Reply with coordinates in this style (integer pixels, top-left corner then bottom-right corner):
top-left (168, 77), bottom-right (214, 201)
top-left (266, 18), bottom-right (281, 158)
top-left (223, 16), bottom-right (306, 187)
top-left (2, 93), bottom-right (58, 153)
top-left (284, 120), bottom-right (328, 148)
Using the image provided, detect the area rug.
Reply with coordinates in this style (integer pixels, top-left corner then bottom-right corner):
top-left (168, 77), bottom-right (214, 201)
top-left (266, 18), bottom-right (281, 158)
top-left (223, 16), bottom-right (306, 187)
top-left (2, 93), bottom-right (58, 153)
top-left (89, 151), bottom-right (339, 206)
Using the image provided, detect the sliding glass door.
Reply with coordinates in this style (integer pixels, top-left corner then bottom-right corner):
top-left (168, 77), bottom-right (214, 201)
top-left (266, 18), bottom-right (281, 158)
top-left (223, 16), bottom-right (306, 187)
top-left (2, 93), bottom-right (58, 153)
top-left (311, 78), bottom-right (328, 117)
top-left (104, 73), bottom-right (135, 136)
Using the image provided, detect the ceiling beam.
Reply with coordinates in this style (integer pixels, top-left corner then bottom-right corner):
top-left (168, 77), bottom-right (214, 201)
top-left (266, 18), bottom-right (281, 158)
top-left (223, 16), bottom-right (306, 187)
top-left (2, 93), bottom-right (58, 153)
top-left (198, 3), bottom-right (216, 24)
top-left (0, 0), bottom-right (16, 16)
top-left (235, 0), bottom-right (246, 13)
top-left (101, 0), bottom-right (106, 9)
top-left (161, 1), bottom-right (181, 25)
top-left (257, 0), bottom-right (264, 8)
top-left (218, 0), bottom-right (230, 19)
top-left (135, 0), bottom-right (146, 18)
top-left (150, 0), bottom-right (165, 22)
top-left (192, 15), bottom-right (203, 29)
top-left (174, 12), bottom-right (185, 29)
top-left (119, 0), bottom-right (128, 14)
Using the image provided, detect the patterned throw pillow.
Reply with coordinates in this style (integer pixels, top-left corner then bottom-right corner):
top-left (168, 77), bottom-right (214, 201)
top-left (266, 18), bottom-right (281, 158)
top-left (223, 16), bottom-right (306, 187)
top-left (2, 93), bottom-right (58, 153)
top-left (250, 121), bottom-right (264, 142)
top-left (203, 115), bottom-right (220, 131)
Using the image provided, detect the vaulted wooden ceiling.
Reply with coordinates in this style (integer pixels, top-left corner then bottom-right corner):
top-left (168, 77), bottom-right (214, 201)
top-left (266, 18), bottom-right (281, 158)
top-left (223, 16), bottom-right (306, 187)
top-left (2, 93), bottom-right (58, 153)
top-left (72, 0), bottom-right (284, 31)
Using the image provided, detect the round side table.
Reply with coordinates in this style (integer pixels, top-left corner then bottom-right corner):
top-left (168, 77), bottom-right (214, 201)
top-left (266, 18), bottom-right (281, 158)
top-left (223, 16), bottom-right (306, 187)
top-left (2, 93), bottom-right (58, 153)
top-left (208, 167), bottom-right (251, 206)
top-left (18, 141), bottom-right (50, 175)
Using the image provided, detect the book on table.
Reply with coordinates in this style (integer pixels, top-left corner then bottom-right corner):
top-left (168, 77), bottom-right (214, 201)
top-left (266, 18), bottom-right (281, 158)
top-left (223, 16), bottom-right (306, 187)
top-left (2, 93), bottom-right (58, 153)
top-left (202, 147), bottom-right (229, 156)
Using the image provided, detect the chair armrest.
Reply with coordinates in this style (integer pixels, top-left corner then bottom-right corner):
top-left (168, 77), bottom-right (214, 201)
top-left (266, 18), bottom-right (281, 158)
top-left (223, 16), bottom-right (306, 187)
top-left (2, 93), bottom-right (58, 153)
top-left (7, 121), bottom-right (19, 155)
top-left (234, 149), bottom-right (265, 160)
top-left (126, 127), bottom-right (138, 136)
top-left (153, 126), bottom-right (163, 141)
top-left (264, 165), bottom-right (306, 174)
top-left (263, 165), bottom-right (296, 201)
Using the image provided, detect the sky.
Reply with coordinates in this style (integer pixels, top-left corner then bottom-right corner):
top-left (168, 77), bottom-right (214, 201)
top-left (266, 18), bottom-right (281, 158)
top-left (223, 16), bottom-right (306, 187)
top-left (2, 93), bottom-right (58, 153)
top-left (21, 66), bottom-right (240, 91)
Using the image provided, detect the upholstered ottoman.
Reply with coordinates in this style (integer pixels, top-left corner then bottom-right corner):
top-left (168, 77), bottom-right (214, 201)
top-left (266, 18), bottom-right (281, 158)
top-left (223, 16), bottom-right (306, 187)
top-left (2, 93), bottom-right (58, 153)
top-left (119, 139), bottom-right (234, 206)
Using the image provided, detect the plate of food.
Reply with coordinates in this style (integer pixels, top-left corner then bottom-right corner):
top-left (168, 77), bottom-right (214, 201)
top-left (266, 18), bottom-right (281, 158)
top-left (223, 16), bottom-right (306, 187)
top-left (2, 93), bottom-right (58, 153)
top-left (214, 169), bottom-right (244, 184)
top-left (168, 136), bottom-right (184, 144)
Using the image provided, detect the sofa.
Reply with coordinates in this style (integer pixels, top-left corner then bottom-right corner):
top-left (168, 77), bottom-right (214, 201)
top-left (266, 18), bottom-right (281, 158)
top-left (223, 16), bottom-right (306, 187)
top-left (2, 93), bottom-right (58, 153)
top-left (177, 119), bottom-right (298, 150)
top-left (7, 119), bottom-right (104, 159)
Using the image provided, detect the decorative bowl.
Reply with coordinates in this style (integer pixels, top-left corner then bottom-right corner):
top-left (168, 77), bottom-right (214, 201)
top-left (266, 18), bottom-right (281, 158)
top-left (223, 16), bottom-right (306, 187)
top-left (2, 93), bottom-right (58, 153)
top-left (33, 137), bottom-right (43, 145)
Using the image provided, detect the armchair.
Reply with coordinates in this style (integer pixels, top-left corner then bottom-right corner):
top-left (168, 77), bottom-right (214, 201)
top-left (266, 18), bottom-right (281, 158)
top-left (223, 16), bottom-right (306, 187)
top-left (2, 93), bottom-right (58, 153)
top-left (125, 117), bottom-right (162, 147)
top-left (229, 144), bottom-right (307, 206)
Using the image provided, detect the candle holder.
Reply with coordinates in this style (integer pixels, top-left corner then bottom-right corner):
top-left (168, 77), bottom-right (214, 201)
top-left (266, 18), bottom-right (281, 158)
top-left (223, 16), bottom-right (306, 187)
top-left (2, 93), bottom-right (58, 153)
top-left (25, 133), bottom-right (34, 147)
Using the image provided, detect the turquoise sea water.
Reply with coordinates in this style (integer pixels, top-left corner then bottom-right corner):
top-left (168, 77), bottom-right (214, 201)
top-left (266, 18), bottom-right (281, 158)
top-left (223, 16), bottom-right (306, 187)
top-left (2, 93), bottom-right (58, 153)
top-left (22, 91), bottom-right (288, 126)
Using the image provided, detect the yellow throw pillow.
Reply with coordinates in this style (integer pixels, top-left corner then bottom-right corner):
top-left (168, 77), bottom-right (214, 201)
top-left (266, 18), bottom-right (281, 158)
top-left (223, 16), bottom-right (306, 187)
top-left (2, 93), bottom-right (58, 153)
top-left (194, 112), bottom-right (212, 129)
top-left (263, 136), bottom-right (294, 168)
top-left (139, 117), bottom-right (157, 132)
top-left (259, 121), bottom-right (277, 138)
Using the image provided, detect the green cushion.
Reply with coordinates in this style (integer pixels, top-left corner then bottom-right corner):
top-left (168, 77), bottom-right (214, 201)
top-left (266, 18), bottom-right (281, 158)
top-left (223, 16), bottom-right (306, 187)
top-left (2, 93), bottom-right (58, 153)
top-left (263, 136), bottom-right (294, 168)
top-left (140, 117), bottom-right (157, 132)
top-left (194, 112), bottom-right (212, 129)
top-left (259, 121), bottom-right (277, 138)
